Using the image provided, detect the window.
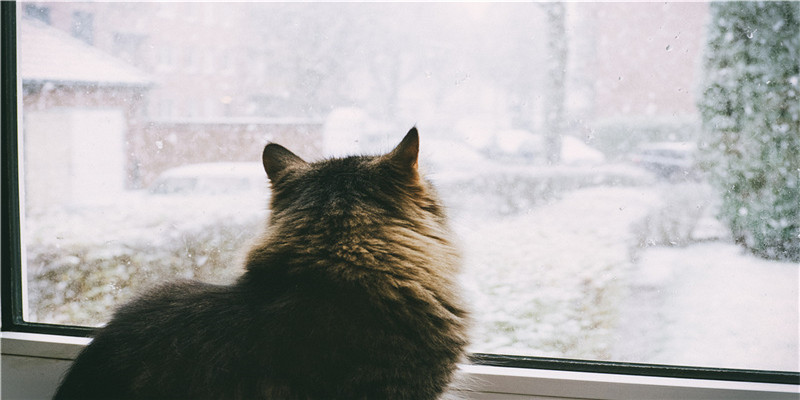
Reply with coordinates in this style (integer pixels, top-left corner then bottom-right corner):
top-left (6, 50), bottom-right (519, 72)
top-left (3, 1), bottom-right (798, 388)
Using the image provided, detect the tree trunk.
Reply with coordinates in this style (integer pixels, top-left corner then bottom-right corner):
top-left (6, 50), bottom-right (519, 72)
top-left (543, 3), bottom-right (567, 164)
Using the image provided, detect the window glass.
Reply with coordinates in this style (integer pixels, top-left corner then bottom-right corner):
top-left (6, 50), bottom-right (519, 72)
top-left (18, 2), bottom-right (798, 372)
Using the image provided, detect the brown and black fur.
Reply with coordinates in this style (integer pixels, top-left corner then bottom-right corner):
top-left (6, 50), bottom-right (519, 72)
top-left (54, 128), bottom-right (469, 400)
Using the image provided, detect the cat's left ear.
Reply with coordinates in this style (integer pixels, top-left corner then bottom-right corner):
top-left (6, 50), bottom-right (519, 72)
top-left (262, 143), bottom-right (308, 181)
top-left (383, 127), bottom-right (419, 173)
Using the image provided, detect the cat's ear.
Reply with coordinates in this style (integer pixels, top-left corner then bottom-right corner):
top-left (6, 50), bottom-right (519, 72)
top-left (383, 127), bottom-right (419, 173)
top-left (262, 143), bottom-right (307, 181)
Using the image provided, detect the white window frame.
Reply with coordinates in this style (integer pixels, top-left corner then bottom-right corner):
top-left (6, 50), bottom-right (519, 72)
top-left (1, 332), bottom-right (798, 399)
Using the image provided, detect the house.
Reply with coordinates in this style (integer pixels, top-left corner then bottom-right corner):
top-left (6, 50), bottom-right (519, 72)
top-left (20, 10), bottom-right (323, 199)
top-left (19, 16), bottom-right (151, 209)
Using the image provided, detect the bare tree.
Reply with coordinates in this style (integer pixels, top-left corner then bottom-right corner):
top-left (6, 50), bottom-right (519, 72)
top-left (542, 3), bottom-right (567, 164)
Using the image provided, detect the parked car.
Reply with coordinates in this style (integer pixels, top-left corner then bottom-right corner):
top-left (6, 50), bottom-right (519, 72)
top-left (149, 162), bottom-right (267, 196)
top-left (629, 142), bottom-right (700, 181)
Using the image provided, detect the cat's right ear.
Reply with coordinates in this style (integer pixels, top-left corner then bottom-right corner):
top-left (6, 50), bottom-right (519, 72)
top-left (262, 143), bottom-right (308, 181)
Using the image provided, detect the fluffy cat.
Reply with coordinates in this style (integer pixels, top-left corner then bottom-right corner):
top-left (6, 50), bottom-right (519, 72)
top-left (54, 127), bottom-right (469, 400)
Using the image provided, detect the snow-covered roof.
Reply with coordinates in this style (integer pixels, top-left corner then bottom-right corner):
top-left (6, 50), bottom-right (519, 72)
top-left (19, 17), bottom-right (152, 87)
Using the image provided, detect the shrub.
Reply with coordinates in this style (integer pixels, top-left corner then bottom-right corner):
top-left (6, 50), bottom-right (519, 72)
top-left (632, 183), bottom-right (715, 248)
top-left (27, 217), bottom-right (260, 326)
top-left (697, 2), bottom-right (800, 261)
top-left (435, 164), bottom-right (651, 217)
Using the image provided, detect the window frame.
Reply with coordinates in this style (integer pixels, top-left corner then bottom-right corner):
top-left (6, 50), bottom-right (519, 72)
top-left (2, 2), bottom-right (798, 391)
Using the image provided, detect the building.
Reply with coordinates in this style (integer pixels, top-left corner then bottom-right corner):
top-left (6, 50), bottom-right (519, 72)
top-left (20, 16), bottom-right (151, 208)
top-left (20, 3), bottom-right (323, 197)
top-left (22, 2), bottom-right (262, 120)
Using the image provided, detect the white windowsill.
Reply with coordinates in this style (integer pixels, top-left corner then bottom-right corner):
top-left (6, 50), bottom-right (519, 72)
top-left (2, 331), bottom-right (798, 400)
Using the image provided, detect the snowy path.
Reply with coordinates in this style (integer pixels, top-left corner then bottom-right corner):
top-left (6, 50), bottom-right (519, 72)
top-left (455, 186), bottom-right (657, 358)
top-left (612, 243), bottom-right (800, 372)
top-left (451, 180), bottom-right (798, 372)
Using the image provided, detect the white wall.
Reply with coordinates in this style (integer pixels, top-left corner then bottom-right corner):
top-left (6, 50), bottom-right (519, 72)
top-left (23, 108), bottom-right (126, 210)
top-left (2, 355), bottom-right (71, 399)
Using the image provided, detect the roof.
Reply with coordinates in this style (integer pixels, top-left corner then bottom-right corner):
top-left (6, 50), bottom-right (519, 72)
top-left (19, 17), bottom-right (152, 87)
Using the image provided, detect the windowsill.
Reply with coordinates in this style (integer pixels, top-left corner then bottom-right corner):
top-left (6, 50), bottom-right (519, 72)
top-left (1, 331), bottom-right (90, 360)
top-left (2, 331), bottom-right (798, 399)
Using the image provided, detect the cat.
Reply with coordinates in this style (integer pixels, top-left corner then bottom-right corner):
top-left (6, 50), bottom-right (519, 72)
top-left (54, 127), bottom-right (470, 400)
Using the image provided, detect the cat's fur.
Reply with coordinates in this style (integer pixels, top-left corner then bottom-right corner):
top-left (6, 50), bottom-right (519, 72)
top-left (54, 128), bottom-right (469, 400)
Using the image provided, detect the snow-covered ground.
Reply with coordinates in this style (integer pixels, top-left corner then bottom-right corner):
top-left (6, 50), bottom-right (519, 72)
top-left (454, 186), bottom-right (657, 359)
top-left (445, 176), bottom-right (798, 372)
top-left (24, 193), bottom-right (267, 325)
top-left (613, 243), bottom-right (799, 372)
top-left (24, 161), bottom-right (799, 372)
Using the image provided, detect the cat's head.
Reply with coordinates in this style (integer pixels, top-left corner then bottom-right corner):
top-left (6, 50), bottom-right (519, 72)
top-left (260, 127), bottom-right (446, 227)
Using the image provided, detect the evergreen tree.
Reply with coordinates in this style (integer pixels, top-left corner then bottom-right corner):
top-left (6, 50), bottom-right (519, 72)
top-left (698, 1), bottom-right (800, 261)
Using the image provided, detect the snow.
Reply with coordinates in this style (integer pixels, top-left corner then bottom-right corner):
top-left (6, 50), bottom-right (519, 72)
top-left (494, 129), bottom-right (540, 155)
top-left (25, 192), bottom-right (267, 250)
top-left (149, 162), bottom-right (267, 196)
top-left (22, 140), bottom-right (798, 372)
top-left (24, 191), bottom-right (267, 325)
top-left (613, 243), bottom-right (799, 371)
top-left (560, 135), bottom-right (605, 165)
top-left (155, 162), bottom-right (264, 179)
top-left (447, 179), bottom-right (797, 371)
top-left (322, 108), bottom-right (393, 157)
top-left (19, 18), bottom-right (151, 86)
top-left (24, 159), bottom-right (798, 372)
top-left (456, 186), bottom-right (658, 359)
top-left (322, 108), bottom-right (372, 157)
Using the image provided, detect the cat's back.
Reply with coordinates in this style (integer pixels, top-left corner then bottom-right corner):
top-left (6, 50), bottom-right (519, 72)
top-left (244, 128), bottom-right (469, 398)
top-left (54, 281), bottom-right (270, 400)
